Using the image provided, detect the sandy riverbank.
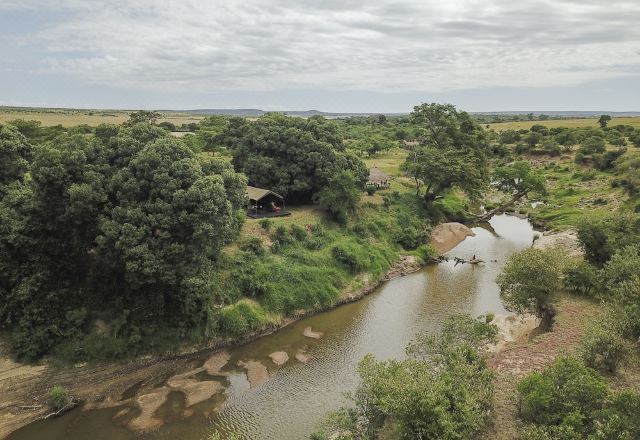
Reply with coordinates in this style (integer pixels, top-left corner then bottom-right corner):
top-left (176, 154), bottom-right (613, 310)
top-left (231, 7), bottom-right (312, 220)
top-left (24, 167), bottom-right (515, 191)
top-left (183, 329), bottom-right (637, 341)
top-left (429, 222), bottom-right (476, 254)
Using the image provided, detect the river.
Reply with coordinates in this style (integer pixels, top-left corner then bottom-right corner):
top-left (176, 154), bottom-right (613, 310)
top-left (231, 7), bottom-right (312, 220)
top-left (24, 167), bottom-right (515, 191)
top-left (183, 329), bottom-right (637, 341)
top-left (8, 214), bottom-right (534, 440)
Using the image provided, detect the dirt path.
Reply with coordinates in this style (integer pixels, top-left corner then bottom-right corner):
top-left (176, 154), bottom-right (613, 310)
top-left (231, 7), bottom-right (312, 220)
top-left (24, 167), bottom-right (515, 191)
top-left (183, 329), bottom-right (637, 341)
top-left (484, 296), bottom-right (601, 439)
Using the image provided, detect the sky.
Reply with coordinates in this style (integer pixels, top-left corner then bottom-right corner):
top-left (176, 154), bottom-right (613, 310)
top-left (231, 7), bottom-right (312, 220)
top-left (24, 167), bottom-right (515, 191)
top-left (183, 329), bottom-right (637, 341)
top-left (1, 0), bottom-right (639, 113)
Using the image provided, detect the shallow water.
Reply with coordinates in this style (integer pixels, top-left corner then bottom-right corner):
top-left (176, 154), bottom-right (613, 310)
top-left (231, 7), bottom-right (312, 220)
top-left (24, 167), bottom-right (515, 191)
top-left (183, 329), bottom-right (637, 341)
top-left (8, 214), bottom-right (534, 440)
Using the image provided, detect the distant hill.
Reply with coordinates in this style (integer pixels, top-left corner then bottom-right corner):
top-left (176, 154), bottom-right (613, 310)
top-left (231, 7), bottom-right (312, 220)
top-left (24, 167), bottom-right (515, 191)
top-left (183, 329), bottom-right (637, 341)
top-left (471, 111), bottom-right (640, 117)
top-left (166, 109), bottom-right (408, 118)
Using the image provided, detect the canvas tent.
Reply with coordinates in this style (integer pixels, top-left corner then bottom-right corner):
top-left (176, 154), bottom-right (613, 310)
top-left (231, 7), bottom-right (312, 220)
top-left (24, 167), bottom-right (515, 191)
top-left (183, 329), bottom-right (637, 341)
top-left (246, 185), bottom-right (291, 218)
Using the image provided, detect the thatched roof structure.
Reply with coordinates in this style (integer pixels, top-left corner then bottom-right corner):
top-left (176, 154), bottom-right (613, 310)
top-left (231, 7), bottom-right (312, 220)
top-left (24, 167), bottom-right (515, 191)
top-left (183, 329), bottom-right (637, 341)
top-left (367, 167), bottom-right (391, 186)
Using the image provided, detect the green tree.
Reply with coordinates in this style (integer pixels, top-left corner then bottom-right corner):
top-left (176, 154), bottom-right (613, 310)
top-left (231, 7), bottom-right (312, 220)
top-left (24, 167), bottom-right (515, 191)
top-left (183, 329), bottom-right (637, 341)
top-left (126, 110), bottom-right (161, 125)
top-left (317, 171), bottom-right (361, 223)
top-left (480, 161), bottom-right (546, 221)
top-left (230, 114), bottom-right (366, 202)
top-left (598, 114), bottom-right (612, 128)
top-left (0, 125), bottom-right (32, 188)
top-left (497, 248), bottom-right (563, 321)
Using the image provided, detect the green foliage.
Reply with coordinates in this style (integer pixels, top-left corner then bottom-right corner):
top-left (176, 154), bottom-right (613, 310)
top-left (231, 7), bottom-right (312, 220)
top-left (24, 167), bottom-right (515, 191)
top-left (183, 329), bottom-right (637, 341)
top-left (125, 110), bottom-right (160, 125)
top-left (216, 301), bottom-right (267, 338)
top-left (563, 260), bottom-right (599, 297)
top-left (518, 357), bottom-right (640, 439)
top-left (317, 315), bottom-right (495, 439)
top-left (49, 385), bottom-right (69, 410)
top-left (258, 218), bottom-right (273, 231)
top-left (598, 114), bottom-right (612, 128)
top-left (576, 213), bottom-right (640, 266)
top-left (239, 236), bottom-right (266, 256)
top-left (580, 317), bottom-right (631, 374)
top-left (402, 103), bottom-right (489, 202)
top-left (229, 114), bottom-right (367, 202)
top-left (317, 171), bottom-right (361, 222)
top-left (0, 124), bottom-right (247, 360)
top-left (497, 248), bottom-right (563, 319)
top-left (331, 243), bottom-right (368, 274)
top-left (492, 161), bottom-right (547, 205)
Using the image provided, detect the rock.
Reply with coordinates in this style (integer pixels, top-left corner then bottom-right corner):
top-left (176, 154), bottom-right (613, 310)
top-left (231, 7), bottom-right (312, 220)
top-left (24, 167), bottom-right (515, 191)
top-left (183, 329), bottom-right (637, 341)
top-left (533, 229), bottom-right (582, 257)
top-left (430, 222), bottom-right (475, 254)
top-left (489, 313), bottom-right (541, 353)
top-left (129, 387), bottom-right (170, 432)
top-left (295, 351), bottom-right (311, 364)
top-left (167, 373), bottom-right (224, 407)
top-left (237, 360), bottom-right (269, 388)
top-left (268, 351), bottom-right (289, 366)
top-left (303, 327), bottom-right (323, 339)
top-left (203, 351), bottom-right (231, 375)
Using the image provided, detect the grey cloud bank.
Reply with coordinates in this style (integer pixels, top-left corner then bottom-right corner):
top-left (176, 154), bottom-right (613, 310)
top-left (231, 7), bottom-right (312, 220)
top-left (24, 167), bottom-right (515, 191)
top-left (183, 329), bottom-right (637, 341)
top-left (1, 0), bottom-right (639, 112)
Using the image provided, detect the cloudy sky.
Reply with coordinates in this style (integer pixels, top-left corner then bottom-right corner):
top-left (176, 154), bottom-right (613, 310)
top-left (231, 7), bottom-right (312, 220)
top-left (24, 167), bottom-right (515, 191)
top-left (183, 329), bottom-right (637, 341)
top-left (1, 0), bottom-right (639, 112)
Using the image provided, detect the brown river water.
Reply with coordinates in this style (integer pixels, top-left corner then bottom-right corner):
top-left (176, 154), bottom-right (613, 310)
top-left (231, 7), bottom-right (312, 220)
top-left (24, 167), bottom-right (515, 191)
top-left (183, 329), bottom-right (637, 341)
top-left (8, 214), bottom-right (534, 440)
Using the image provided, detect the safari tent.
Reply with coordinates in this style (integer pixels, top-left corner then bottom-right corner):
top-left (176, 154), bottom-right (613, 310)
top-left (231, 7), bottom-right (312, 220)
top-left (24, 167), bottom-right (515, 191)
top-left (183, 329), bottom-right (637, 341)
top-left (367, 167), bottom-right (391, 188)
top-left (246, 185), bottom-right (291, 218)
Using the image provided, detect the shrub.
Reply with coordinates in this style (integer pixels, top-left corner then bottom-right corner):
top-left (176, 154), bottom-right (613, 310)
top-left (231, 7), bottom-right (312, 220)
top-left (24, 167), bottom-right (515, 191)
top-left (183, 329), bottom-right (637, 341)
top-left (49, 385), bottom-right (69, 410)
top-left (563, 260), bottom-right (599, 296)
top-left (258, 218), bottom-right (272, 231)
top-left (414, 244), bottom-right (437, 263)
top-left (518, 357), bottom-right (608, 429)
top-left (239, 237), bottom-right (266, 256)
top-left (331, 243), bottom-right (367, 273)
top-left (216, 302), bottom-right (267, 338)
top-left (289, 224), bottom-right (307, 241)
top-left (580, 319), bottom-right (631, 374)
top-left (365, 184), bottom-right (377, 196)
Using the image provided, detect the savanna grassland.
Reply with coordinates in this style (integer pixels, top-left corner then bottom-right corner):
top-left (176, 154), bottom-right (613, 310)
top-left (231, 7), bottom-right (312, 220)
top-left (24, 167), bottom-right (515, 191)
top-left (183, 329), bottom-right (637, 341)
top-left (0, 107), bottom-right (202, 127)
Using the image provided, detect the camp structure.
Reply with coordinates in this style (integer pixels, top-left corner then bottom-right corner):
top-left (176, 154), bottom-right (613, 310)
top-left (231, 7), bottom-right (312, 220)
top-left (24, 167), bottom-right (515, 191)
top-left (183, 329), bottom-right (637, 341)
top-left (367, 166), bottom-right (391, 188)
top-left (246, 185), bottom-right (291, 218)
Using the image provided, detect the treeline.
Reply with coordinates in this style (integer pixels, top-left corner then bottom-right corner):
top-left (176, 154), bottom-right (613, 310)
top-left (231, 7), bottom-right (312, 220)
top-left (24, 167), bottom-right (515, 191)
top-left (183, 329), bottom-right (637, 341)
top-left (0, 110), bottom-right (436, 361)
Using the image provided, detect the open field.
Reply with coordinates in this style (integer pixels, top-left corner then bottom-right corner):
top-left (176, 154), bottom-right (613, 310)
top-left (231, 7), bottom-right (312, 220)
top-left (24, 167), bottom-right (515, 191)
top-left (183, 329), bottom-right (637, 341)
top-left (0, 107), bottom-right (203, 127)
top-left (488, 117), bottom-right (640, 131)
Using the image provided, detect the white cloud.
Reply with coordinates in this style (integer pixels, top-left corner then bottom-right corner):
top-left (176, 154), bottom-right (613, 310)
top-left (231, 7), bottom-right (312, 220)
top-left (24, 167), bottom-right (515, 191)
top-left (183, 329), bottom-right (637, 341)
top-left (6, 0), bottom-right (640, 94)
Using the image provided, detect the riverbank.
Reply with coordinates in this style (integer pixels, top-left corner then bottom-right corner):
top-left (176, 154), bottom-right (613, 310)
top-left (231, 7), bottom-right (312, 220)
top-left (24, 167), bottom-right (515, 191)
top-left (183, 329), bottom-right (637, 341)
top-left (0, 251), bottom-right (431, 439)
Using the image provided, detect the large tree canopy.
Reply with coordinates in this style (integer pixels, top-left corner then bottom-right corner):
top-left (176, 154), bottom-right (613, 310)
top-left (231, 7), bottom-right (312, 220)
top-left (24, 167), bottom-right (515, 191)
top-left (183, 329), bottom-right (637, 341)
top-left (402, 103), bottom-right (489, 202)
top-left (0, 123), bottom-right (247, 360)
top-left (229, 114), bottom-right (367, 203)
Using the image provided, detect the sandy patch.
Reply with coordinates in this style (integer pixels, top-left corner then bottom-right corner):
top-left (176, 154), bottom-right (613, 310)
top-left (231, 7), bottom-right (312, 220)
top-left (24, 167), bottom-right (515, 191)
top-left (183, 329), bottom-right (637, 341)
top-left (489, 313), bottom-right (540, 353)
top-left (237, 360), bottom-right (269, 388)
top-left (303, 327), bottom-right (323, 339)
top-left (202, 351), bottom-right (231, 375)
top-left (430, 222), bottom-right (475, 254)
top-left (129, 387), bottom-right (170, 432)
top-left (533, 229), bottom-right (582, 257)
top-left (268, 351), bottom-right (289, 366)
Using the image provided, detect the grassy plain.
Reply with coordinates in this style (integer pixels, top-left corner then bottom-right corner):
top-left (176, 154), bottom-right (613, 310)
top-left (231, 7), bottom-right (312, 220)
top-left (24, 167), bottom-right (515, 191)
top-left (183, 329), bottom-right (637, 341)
top-left (0, 107), bottom-right (203, 127)
top-left (489, 117), bottom-right (640, 131)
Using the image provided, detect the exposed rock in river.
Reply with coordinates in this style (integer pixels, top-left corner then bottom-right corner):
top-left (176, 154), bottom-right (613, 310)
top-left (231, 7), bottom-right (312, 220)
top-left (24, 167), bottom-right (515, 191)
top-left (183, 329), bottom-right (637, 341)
top-left (430, 222), bottom-right (475, 254)
top-left (203, 351), bottom-right (231, 375)
top-left (237, 360), bottom-right (269, 388)
top-left (268, 351), bottom-right (289, 366)
top-left (303, 327), bottom-right (323, 339)
top-left (489, 313), bottom-right (540, 353)
top-left (129, 387), bottom-right (170, 432)
top-left (295, 351), bottom-right (311, 364)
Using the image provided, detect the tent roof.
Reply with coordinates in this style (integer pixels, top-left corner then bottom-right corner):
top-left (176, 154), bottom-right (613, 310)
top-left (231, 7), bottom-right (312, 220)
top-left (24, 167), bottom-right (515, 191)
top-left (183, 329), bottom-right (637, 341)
top-left (246, 185), bottom-right (283, 201)
top-left (368, 167), bottom-right (390, 182)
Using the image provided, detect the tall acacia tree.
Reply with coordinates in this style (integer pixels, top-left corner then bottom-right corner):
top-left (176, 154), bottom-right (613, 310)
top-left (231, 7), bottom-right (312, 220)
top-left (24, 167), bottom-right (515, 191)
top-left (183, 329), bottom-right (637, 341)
top-left (402, 103), bottom-right (489, 203)
top-left (479, 161), bottom-right (546, 221)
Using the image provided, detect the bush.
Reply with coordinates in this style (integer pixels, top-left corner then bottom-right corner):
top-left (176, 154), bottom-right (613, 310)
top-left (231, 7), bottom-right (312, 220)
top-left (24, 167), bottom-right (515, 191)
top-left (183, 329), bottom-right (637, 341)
top-left (258, 218), bottom-right (272, 231)
top-left (365, 184), bottom-right (377, 196)
top-left (216, 302), bottom-right (267, 338)
top-left (289, 224), bottom-right (307, 241)
top-left (239, 237), bottom-right (266, 256)
top-left (49, 385), bottom-right (69, 410)
top-left (414, 244), bottom-right (437, 263)
top-left (580, 319), bottom-right (631, 374)
top-left (518, 357), bottom-right (608, 428)
top-left (331, 243), bottom-right (367, 273)
top-left (563, 260), bottom-right (599, 296)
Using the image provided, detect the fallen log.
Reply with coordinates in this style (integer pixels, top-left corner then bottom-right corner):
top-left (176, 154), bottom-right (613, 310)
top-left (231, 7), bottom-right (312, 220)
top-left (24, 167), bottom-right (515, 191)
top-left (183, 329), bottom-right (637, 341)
top-left (41, 398), bottom-right (80, 420)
